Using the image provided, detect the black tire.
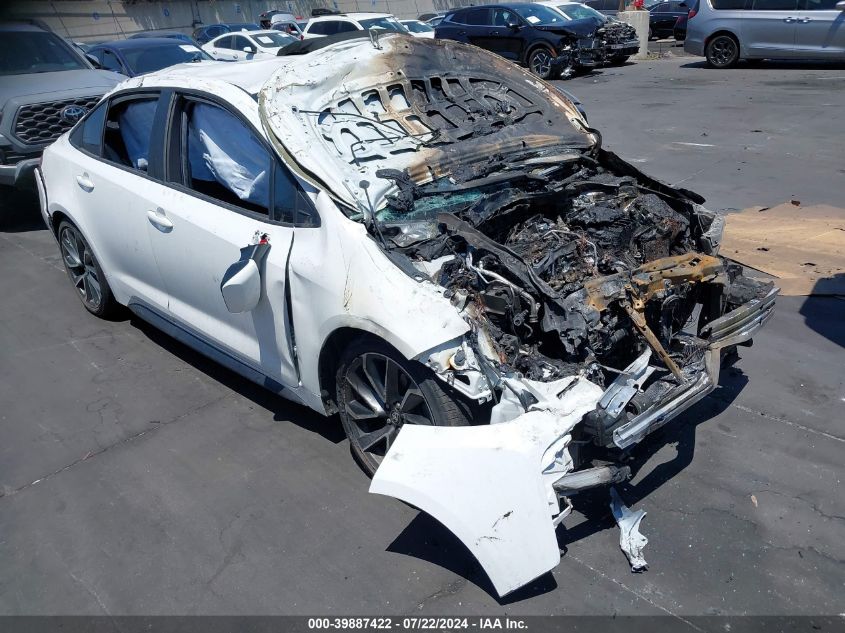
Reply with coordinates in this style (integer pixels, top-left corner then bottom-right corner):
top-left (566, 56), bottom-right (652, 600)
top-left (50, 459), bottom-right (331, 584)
top-left (57, 220), bottom-right (118, 318)
top-left (705, 34), bottom-right (739, 68)
top-left (527, 46), bottom-right (557, 80)
top-left (336, 336), bottom-right (471, 476)
top-left (609, 54), bottom-right (629, 65)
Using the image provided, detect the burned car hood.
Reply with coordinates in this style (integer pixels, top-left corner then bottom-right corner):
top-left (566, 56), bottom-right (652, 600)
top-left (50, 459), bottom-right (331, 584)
top-left (258, 34), bottom-right (596, 212)
top-left (534, 18), bottom-right (602, 38)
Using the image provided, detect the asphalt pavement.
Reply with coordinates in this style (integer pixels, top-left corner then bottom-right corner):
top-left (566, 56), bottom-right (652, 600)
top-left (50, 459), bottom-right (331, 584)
top-left (0, 56), bottom-right (843, 617)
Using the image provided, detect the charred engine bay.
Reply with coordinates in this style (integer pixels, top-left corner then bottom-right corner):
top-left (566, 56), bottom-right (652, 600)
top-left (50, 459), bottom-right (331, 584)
top-left (377, 151), bottom-right (745, 389)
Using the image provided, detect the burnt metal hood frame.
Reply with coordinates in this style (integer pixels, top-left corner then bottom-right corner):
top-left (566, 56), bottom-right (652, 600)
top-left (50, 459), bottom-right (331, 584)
top-left (258, 34), bottom-right (596, 212)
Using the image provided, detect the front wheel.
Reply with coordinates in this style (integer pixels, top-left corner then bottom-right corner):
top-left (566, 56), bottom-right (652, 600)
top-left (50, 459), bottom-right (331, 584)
top-left (336, 337), bottom-right (471, 476)
top-left (57, 220), bottom-right (118, 318)
top-left (528, 47), bottom-right (557, 80)
top-left (705, 34), bottom-right (739, 68)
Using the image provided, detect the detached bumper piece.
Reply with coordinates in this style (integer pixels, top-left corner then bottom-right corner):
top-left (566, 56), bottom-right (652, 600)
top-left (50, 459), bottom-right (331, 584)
top-left (588, 284), bottom-right (779, 450)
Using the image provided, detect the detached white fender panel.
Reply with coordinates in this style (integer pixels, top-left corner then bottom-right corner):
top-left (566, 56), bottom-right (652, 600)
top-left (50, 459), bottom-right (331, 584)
top-left (370, 377), bottom-right (603, 597)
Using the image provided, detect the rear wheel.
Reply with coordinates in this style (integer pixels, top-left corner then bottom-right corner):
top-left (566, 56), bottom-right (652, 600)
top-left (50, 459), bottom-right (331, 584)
top-left (336, 337), bottom-right (471, 476)
top-left (528, 46), bottom-right (557, 80)
top-left (705, 34), bottom-right (739, 68)
top-left (57, 220), bottom-right (118, 318)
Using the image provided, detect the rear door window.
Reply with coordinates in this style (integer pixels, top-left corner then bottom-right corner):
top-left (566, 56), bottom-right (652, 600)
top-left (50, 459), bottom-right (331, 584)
top-left (464, 8), bottom-right (493, 25)
top-left (800, 0), bottom-right (838, 8)
top-left (711, 0), bottom-right (749, 8)
top-left (100, 49), bottom-right (124, 73)
top-left (69, 101), bottom-right (107, 156)
top-left (231, 35), bottom-right (252, 50)
top-left (308, 21), bottom-right (336, 35)
top-left (215, 35), bottom-right (234, 49)
top-left (102, 96), bottom-right (160, 172)
top-left (750, 0), bottom-right (797, 9)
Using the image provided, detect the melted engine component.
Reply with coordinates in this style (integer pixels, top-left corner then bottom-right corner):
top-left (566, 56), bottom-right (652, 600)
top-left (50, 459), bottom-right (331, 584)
top-left (381, 155), bottom-right (759, 387)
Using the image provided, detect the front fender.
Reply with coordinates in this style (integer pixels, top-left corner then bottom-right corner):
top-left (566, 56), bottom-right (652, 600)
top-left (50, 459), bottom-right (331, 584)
top-left (370, 376), bottom-right (603, 597)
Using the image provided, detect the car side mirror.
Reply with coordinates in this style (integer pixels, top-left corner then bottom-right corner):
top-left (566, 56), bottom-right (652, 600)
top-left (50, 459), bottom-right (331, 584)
top-left (243, 45), bottom-right (256, 53)
top-left (506, 19), bottom-right (521, 30)
top-left (836, 0), bottom-right (845, 9)
top-left (85, 53), bottom-right (101, 68)
top-left (221, 259), bottom-right (261, 313)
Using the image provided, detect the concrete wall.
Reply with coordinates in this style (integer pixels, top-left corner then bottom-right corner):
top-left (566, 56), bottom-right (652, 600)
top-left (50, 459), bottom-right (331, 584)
top-left (0, 0), bottom-right (453, 42)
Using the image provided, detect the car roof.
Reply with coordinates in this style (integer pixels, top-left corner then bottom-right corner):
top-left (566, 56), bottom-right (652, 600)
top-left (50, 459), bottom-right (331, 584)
top-left (93, 38), bottom-right (200, 50)
top-left (136, 56), bottom-right (287, 94)
top-left (0, 21), bottom-right (50, 32)
top-left (310, 12), bottom-right (392, 20)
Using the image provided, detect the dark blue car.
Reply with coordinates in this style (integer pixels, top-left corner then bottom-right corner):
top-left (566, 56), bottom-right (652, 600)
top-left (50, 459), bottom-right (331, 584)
top-left (435, 3), bottom-right (602, 80)
top-left (192, 23), bottom-right (261, 45)
top-left (128, 30), bottom-right (198, 45)
top-left (86, 38), bottom-right (213, 77)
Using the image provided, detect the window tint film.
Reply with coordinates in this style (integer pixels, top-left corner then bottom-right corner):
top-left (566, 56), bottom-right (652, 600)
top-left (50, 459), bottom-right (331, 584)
top-left (801, 0), bottom-right (839, 8)
top-left (70, 101), bottom-right (107, 155)
top-left (183, 102), bottom-right (271, 216)
top-left (0, 31), bottom-right (86, 76)
top-left (103, 97), bottom-right (159, 171)
top-left (464, 8), bottom-right (492, 25)
top-left (751, 0), bottom-right (797, 9)
top-left (122, 43), bottom-right (210, 75)
top-left (513, 4), bottom-right (570, 24)
top-left (711, 0), bottom-right (749, 8)
top-left (100, 49), bottom-right (123, 72)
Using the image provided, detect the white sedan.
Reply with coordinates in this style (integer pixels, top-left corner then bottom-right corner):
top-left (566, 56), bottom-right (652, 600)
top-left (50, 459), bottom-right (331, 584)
top-left (399, 19), bottom-right (436, 38)
top-left (37, 35), bottom-right (775, 598)
top-left (202, 29), bottom-right (298, 61)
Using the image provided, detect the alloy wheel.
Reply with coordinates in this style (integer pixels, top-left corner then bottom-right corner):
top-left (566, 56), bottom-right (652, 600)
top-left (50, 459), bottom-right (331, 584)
top-left (530, 49), bottom-right (553, 78)
top-left (342, 352), bottom-right (434, 464)
top-left (709, 36), bottom-right (737, 67)
top-left (60, 225), bottom-right (102, 311)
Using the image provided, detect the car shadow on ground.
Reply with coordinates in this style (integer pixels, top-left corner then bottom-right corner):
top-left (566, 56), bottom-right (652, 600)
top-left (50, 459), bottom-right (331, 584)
top-left (130, 316), bottom-right (347, 445)
top-left (386, 358), bottom-right (749, 604)
top-left (799, 279), bottom-right (845, 349)
top-left (387, 512), bottom-right (559, 605)
top-left (557, 358), bottom-right (748, 549)
top-left (0, 188), bottom-right (46, 233)
top-left (681, 59), bottom-right (845, 70)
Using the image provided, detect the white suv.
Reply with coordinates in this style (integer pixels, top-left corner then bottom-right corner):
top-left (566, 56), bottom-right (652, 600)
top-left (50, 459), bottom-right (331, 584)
top-left (301, 12), bottom-right (409, 38)
top-left (37, 35), bottom-right (774, 599)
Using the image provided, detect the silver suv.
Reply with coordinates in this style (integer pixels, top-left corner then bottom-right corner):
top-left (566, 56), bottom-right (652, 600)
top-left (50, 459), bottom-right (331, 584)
top-left (0, 21), bottom-right (122, 189)
top-left (685, 0), bottom-right (845, 67)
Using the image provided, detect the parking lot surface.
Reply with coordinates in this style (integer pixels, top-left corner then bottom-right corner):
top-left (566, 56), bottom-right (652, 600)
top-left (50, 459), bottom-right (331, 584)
top-left (1, 56), bottom-right (843, 617)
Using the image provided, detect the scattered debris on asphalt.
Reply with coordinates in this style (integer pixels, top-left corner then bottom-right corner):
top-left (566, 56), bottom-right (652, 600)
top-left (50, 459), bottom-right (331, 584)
top-left (609, 487), bottom-right (649, 572)
top-left (723, 203), bottom-right (845, 295)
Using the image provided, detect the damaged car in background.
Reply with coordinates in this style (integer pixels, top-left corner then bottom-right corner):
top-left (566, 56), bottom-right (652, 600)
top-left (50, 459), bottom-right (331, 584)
top-left (434, 3), bottom-right (605, 79)
top-left (37, 35), bottom-right (777, 598)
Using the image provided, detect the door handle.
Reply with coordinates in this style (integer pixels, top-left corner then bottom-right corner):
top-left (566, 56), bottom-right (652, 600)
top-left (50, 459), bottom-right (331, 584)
top-left (783, 16), bottom-right (796, 22)
top-left (458, 30), bottom-right (467, 36)
top-left (798, 17), bottom-right (812, 22)
top-left (75, 173), bottom-right (94, 192)
top-left (147, 208), bottom-right (173, 232)
top-left (491, 30), bottom-right (500, 35)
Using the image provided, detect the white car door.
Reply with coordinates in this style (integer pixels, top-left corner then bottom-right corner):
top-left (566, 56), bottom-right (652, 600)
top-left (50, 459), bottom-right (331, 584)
top-left (63, 91), bottom-right (169, 310)
top-left (139, 92), bottom-right (316, 387)
top-left (228, 34), bottom-right (258, 60)
top-left (205, 35), bottom-right (239, 61)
